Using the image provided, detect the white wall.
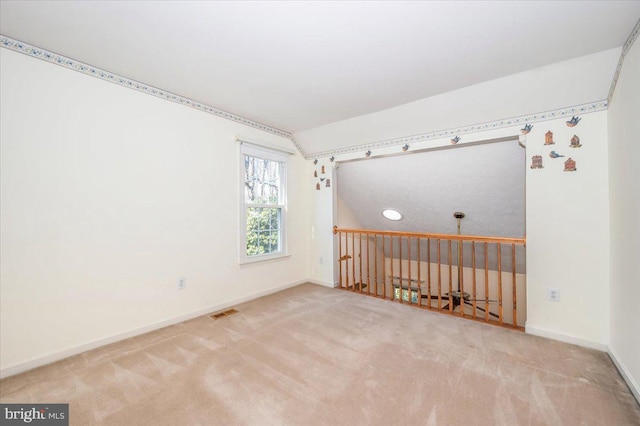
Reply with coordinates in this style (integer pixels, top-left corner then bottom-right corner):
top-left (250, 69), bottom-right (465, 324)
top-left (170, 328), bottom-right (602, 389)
top-left (0, 48), bottom-right (311, 375)
top-left (315, 109), bottom-right (611, 347)
top-left (524, 112), bottom-right (610, 347)
top-left (607, 34), bottom-right (640, 399)
top-left (307, 159), bottom-right (337, 286)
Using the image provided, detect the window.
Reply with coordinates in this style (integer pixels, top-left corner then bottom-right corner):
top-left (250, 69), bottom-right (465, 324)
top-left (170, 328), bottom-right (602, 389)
top-left (240, 143), bottom-right (288, 263)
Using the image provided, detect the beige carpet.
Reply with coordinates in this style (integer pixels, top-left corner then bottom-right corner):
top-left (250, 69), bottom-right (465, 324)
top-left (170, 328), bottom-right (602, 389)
top-left (1, 283), bottom-right (639, 425)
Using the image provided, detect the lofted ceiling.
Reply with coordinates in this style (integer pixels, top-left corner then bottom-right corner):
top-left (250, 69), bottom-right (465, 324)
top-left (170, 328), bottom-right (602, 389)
top-left (337, 138), bottom-right (525, 238)
top-left (1, 1), bottom-right (640, 157)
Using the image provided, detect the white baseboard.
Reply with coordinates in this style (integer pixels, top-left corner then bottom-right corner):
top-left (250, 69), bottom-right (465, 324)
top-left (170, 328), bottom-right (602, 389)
top-left (306, 278), bottom-right (339, 288)
top-left (0, 279), bottom-right (307, 379)
top-left (607, 345), bottom-right (640, 403)
top-left (525, 324), bottom-right (609, 352)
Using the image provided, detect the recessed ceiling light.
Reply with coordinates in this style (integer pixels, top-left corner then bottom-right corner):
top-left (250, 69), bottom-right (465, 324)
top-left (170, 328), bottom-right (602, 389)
top-left (382, 209), bottom-right (402, 221)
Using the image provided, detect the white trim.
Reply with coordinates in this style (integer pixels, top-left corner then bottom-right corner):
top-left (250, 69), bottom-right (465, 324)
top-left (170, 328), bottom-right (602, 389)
top-left (236, 138), bottom-right (296, 155)
top-left (239, 143), bottom-right (288, 264)
top-left (525, 324), bottom-right (608, 352)
top-left (306, 278), bottom-right (340, 288)
top-left (0, 279), bottom-right (310, 379)
top-left (607, 345), bottom-right (640, 403)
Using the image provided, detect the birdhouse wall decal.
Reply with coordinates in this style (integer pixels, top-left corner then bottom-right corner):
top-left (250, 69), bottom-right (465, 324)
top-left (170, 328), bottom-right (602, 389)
top-left (321, 165), bottom-right (325, 174)
top-left (564, 158), bottom-right (577, 172)
top-left (315, 183), bottom-right (321, 190)
top-left (314, 170), bottom-right (318, 177)
top-left (325, 179), bottom-right (331, 188)
top-left (570, 135), bottom-right (582, 148)
top-left (544, 130), bottom-right (555, 145)
top-left (530, 155), bottom-right (544, 169)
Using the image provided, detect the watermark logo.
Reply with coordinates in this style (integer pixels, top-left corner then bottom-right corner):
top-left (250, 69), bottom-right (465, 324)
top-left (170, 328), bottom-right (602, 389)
top-left (1, 404), bottom-right (68, 425)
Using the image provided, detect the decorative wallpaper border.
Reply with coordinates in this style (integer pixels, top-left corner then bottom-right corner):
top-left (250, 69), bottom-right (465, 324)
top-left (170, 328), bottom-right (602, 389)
top-left (0, 35), bottom-right (309, 156)
top-left (307, 100), bottom-right (609, 159)
top-left (608, 17), bottom-right (640, 104)
top-left (2, 24), bottom-right (636, 162)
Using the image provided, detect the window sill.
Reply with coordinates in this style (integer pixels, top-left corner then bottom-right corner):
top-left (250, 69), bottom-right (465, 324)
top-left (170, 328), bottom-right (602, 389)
top-left (239, 253), bottom-right (291, 266)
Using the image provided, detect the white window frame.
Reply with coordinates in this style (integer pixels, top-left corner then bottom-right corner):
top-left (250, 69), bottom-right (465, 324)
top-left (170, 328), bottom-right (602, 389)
top-left (239, 142), bottom-right (288, 264)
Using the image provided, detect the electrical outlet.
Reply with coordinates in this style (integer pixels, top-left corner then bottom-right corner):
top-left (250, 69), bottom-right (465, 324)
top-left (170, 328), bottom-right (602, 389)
top-left (547, 287), bottom-right (560, 302)
top-left (178, 278), bottom-right (186, 290)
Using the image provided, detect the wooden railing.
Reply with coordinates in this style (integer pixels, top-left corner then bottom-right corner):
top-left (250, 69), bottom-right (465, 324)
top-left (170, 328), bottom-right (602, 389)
top-left (333, 226), bottom-right (527, 329)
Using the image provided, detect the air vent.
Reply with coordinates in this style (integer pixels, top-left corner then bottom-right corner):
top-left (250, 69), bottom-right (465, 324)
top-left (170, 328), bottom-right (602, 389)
top-left (210, 308), bottom-right (239, 320)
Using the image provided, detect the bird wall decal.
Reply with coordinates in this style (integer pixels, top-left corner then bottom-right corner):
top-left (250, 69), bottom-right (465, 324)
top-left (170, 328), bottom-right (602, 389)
top-left (521, 124), bottom-right (533, 134)
top-left (549, 151), bottom-right (565, 158)
top-left (566, 116), bottom-right (581, 127)
top-left (451, 136), bottom-right (460, 144)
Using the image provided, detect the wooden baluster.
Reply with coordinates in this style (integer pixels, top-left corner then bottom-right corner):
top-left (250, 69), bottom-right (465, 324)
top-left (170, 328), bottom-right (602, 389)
top-left (359, 233), bottom-right (363, 293)
top-left (382, 236), bottom-right (386, 299)
top-left (351, 232), bottom-right (356, 292)
top-left (390, 235), bottom-right (394, 300)
top-left (448, 240), bottom-right (453, 313)
top-left (366, 235), bottom-right (371, 295)
top-left (472, 241), bottom-right (477, 319)
top-left (338, 231), bottom-right (343, 289)
top-left (459, 239), bottom-right (464, 317)
top-left (408, 237), bottom-right (412, 304)
top-left (399, 236), bottom-right (403, 304)
top-left (427, 239), bottom-right (431, 309)
top-left (374, 235), bottom-right (378, 297)
top-left (484, 242), bottom-right (489, 321)
top-left (437, 239), bottom-right (442, 310)
top-left (512, 243), bottom-right (517, 328)
top-left (497, 243), bottom-right (503, 325)
top-left (417, 238), bottom-right (422, 307)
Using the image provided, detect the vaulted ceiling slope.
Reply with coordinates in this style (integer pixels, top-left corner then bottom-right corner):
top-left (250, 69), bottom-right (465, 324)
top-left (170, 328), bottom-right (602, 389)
top-left (1, 1), bottom-right (639, 156)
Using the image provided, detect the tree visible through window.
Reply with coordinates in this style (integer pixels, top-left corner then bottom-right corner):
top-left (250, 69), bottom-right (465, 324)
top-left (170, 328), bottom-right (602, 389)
top-left (241, 144), bottom-right (287, 261)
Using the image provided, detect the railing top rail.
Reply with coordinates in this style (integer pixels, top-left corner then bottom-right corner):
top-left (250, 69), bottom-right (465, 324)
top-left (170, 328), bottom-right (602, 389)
top-left (333, 226), bottom-right (526, 245)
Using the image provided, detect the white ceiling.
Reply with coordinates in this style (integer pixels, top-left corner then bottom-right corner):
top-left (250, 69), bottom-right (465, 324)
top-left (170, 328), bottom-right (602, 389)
top-left (1, 0), bottom-right (639, 143)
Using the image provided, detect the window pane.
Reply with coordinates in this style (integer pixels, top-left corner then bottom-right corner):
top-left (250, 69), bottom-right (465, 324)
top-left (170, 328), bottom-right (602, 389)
top-left (244, 155), bottom-right (281, 204)
top-left (246, 207), bottom-right (281, 256)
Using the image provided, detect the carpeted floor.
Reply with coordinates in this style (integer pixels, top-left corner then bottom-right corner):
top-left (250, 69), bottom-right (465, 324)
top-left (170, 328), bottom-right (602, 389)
top-left (1, 283), bottom-right (639, 425)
